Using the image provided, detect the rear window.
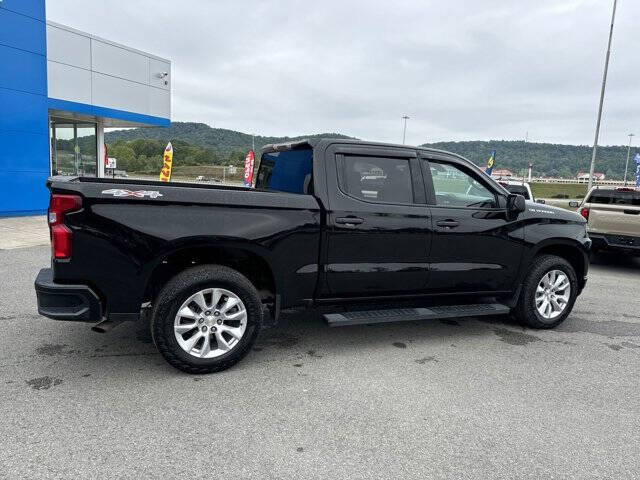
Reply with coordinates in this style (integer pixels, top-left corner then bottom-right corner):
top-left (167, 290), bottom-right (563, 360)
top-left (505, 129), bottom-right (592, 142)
top-left (255, 148), bottom-right (313, 194)
top-left (503, 184), bottom-right (530, 200)
top-left (587, 190), bottom-right (640, 206)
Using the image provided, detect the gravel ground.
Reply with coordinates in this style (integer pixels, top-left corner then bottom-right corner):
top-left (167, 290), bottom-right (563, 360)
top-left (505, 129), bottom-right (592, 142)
top-left (1, 246), bottom-right (639, 479)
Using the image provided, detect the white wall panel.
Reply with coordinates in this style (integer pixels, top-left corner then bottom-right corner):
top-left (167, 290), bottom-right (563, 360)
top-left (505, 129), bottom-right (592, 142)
top-left (91, 40), bottom-right (149, 85)
top-left (149, 87), bottom-right (170, 118)
top-left (92, 72), bottom-right (149, 114)
top-left (149, 58), bottom-right (171, 90)
top-left (46, 25), bottom-right (91, 69)
top-left (45, 21), bottom-right (171, 122)
top-left (47, 61), bottom-right (91, 104)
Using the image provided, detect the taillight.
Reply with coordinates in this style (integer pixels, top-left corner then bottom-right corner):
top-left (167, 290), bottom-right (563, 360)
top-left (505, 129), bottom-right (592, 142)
top-left (48, 194), bottom-right (82, 259)
top-left (579, 207), bottom-right (589, 221)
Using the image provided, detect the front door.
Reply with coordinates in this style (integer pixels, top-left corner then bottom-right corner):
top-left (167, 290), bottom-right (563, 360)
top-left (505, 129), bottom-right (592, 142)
top-left (50, 119), bottom-right (98, 177)
top-left (422, 156), bottom-right (524, 294)
top-left (322, 145), bottom-right (432, 297)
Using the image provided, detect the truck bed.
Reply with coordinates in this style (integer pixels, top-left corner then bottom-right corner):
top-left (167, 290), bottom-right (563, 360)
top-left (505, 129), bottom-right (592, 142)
top-left (47, 175), bottom-right (323, 318)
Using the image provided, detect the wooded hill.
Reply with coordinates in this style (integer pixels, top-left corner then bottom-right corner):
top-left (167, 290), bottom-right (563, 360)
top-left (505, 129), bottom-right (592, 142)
top-left (421, 140), bottom-right (638, 179)
top-left (105, 122), bottom-right (638, 179)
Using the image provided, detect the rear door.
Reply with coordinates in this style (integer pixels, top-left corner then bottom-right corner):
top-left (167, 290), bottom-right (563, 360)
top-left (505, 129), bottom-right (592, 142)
top-left (321, 144), bottom-right (431, 297)
top-left (421, 154), bottom-right (524, 294)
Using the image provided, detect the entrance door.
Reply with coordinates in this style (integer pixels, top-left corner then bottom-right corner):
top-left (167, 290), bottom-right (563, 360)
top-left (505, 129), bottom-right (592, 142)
top-left (322, 145), bottom-right (432, 297)
top-left (50, 119), bottom-right (97, 177)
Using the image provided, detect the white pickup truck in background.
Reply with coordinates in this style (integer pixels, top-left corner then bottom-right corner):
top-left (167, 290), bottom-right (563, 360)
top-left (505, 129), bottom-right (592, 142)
top-left (497, 180), bottom-right (543, 204)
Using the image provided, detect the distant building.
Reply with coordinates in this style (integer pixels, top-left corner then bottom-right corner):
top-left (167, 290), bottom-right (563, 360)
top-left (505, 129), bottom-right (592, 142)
top-left (576, 172), bottom-right (605, 183)
top-left (491, 169), bottom-right (514, 179)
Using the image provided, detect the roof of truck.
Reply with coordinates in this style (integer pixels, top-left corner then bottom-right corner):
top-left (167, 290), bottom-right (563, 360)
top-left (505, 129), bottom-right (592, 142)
top-left (261, 137), bottom-right (464, 159)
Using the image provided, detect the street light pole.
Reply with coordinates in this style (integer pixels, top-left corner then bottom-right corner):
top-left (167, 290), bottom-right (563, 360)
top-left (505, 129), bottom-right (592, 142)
top-left (624, 133), bottom-right (634, 185)
top-left (523, 131), bottom-right (528, 185)
top-left (402, 115), bottom-right (410, 144)
top-left (587, 0), bottom-right (618, 192)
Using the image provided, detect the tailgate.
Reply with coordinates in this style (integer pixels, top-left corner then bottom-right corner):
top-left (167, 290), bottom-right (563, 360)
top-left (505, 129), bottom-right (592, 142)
top-left (588, 205), bottom-right (640, 237)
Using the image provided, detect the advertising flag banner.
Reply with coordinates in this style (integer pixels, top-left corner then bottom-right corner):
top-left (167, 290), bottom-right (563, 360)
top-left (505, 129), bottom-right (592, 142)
top-left (243, 150), bottom-right (255, 187)
top-left (635, 153), bottom-right (640, 187)
top-left (159, 142), bottom-right (174, 182)
top-left (485, 150), bottom-right (496, 175)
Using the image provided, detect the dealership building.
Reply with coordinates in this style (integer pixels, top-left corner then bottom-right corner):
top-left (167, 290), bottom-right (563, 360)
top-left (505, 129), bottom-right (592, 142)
top-left (0, 0), bottom-right (171, 216)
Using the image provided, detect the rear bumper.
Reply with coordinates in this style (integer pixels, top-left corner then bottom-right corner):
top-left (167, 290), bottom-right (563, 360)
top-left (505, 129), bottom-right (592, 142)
top-left (589, 233), bottom-right (640, 253)
top-left (34, 268), bottom-right (102, 322)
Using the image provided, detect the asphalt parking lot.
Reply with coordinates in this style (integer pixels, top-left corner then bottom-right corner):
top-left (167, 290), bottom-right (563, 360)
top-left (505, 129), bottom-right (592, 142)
top-left (1, 246), bottom-right (639, 479)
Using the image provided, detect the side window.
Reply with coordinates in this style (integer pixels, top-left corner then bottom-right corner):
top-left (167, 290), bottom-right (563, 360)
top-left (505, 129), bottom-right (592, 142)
top-left (428, 161), bottom-right (497, 208)
top-left (338, 155), bottom-right (413, 204)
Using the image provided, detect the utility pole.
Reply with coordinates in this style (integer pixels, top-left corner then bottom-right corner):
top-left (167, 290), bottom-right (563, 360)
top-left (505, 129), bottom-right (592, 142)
top-left (402, 115), bottom-right (410, 144)
top-left (624, 133), bottom-right (634, 185)
top-left (588, 0), bottom-right (617, 191)
top-left (523, 131), bottom-right (528, 185)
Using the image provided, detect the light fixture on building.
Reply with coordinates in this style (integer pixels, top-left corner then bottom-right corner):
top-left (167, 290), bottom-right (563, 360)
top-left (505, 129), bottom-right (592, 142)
top-left (157, 72), bottom-right (169, 85)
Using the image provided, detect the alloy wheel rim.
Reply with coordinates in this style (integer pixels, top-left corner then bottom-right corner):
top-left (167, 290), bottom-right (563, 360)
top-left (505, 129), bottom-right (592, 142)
top-left (174, 288), bottom-right (247, 358)
top-left (534, 269), bottom-right (571, 320)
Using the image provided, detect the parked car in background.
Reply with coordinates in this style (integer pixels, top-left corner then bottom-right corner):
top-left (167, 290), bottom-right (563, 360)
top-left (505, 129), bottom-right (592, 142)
top-left (570, 186), bottom-right (640, 255)
top-left (498, 180), bottom-right (543, 203)
top-left (196, 175), bottom-right (222, 183)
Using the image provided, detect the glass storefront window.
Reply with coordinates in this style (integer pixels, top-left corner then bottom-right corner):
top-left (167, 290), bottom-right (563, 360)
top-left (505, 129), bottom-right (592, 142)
top-left (50, 119), bottom-right (97, 177)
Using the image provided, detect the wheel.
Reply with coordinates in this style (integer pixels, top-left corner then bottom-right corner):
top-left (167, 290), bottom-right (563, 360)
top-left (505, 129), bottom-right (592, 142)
top-left (151, 265), bottom-right (262, 374)
top-left (513, 254), bottom-right (577, 329)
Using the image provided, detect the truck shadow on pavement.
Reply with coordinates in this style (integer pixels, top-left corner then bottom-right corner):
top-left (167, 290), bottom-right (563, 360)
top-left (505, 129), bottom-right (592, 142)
top-left (30, 283), bottom-right (640, 376)
top-left (30, 310), bottom-right (536, 375)
top-left (590, 251), bottom-right (640, 271)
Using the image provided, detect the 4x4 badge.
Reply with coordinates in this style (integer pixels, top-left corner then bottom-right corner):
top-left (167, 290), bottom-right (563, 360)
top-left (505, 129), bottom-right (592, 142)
top-left (101, 189), bottom-right (163, 199)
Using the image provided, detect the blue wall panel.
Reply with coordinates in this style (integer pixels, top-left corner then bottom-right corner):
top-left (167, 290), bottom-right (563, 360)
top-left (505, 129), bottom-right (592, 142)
top-left (48, 98), bottom-right (171, 127)
top-left (0, 43), bottom-right (47, 95)
top-left (0, 87), bottom-right (48, 134)
top-left (0, 130), bottom-right (50, 172)
top-left (0, 8), bottom-right (46, 54)
top-left (0, 171), bottom-right (49, 214)
top-left (0, 0), bottom-right (48, 216)
top-left (0, 0), bottom-right (46, 21)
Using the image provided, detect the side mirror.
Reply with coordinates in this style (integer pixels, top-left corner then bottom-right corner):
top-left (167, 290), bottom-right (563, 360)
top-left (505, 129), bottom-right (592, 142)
top-left (507, 193), bottom-right (526, 217)
top-left (568, 201), bottom-right (580, 208)
top-left (535, 199), bottom-right (546, 204)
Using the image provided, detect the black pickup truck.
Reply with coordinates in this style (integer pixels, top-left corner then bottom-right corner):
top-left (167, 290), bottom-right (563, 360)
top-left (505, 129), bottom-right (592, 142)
top-left (35, 139), bottom-right (591, 373)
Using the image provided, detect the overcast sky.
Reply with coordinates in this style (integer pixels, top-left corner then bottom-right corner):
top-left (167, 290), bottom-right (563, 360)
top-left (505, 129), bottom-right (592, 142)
top-left (47, 0), bottom-right (639, 146)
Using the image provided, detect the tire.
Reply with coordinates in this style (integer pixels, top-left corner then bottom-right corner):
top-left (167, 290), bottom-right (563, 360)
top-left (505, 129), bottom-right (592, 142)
top-left (151, 265), bottom-right (262, 374)
top-left (513, 254), bottom-right (578, 329)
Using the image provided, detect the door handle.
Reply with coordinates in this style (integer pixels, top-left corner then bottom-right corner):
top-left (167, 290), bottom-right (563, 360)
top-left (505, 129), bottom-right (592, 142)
top-left (436, 219), bottom-right (459, 228)
top-left (335, 216), bottom-right (364, 226)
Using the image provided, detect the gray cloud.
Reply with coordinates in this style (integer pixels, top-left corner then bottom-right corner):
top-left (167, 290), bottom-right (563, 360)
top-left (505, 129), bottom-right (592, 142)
top-left (47, 0), bottom-right (639, 146)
